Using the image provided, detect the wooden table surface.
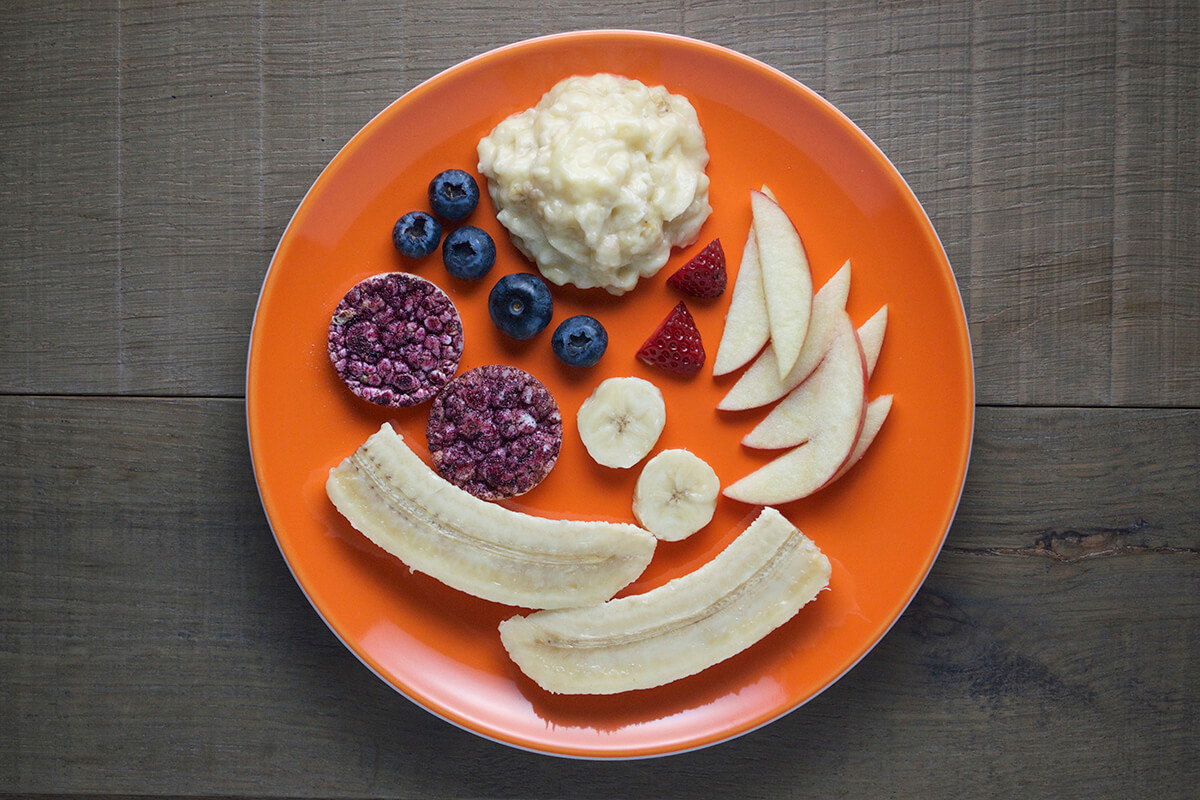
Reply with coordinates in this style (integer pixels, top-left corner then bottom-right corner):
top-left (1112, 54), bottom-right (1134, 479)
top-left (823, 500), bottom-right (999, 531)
top-left (3, 1), bottom-right (1196, 797)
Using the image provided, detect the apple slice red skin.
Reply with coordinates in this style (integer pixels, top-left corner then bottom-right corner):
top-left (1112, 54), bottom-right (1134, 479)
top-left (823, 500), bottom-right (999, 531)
top-left (718, 261), bottom-right (852, 411)
top-left (741, 315), bottom-right (867, 451)
top-left (812, 308), bottom-right (890, 490)
top-left (750, 190), bottom-right (814, 379)
top-left (712, 227), bottom-right (770, 377)
top-left (824, 394), bottom-right (893, 488)
top-left (857, 305), bottom-right (888, 380)
top-left (723, 324), bottom-right (869, 506)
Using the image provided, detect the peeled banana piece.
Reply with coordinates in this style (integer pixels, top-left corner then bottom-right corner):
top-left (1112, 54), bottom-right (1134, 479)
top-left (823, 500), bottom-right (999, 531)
top-left (633, 448), bottom-right (720, 541)
top-left (576, 376), bottom-right (666, 468)
top-left (326, 423), bottom-right (657, 609)
top-left (499, 506), bottom-right (831, 694)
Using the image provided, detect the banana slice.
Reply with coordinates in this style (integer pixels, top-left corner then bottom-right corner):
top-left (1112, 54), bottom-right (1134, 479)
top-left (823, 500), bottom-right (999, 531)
top-left (499, 507), bottom-right (830, 694)
top-left (576, 377), bottom-right (667, 468)
top-left (632, 449), bottom-right (720, 541)
top-left (326, 423), bottom-right (657, 609)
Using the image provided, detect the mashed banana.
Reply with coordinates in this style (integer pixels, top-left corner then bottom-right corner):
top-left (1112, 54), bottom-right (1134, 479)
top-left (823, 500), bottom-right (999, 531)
top-left (477, 73), bottom-right (711, 295)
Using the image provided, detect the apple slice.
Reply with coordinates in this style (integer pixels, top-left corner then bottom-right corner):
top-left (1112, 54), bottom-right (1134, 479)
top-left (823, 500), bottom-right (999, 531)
top-left (751, 190), bottom-right (814, 379)
top-left (815, 310), bottom-right (893, 489)
top-left (821, 309), bottom-right (892, 484)
top-left (827, 394), bottom-right (893, 485)
top-left (718, 260), bottom-right (852, 410)
top-left (711, 226), bottom-right (770, 376)
top-left (742, 313), bottom-right (868, 450)
top-left (857, 305), bottom-right (888, 379)
top-left (722, 319), bottom-right (867, 506)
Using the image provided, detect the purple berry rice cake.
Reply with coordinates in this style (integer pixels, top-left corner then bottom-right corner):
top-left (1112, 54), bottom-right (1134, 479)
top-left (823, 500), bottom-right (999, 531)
top-left (426, 365), bottom-right (563, 500)
top-left (328, 273), bottom-right (464, 407)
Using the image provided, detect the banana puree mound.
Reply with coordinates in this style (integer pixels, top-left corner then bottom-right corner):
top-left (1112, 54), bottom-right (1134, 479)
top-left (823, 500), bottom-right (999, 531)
top-left (478, 73), bottom-right (711, 295)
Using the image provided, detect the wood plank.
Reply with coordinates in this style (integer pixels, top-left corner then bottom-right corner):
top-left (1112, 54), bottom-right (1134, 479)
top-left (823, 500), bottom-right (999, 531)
top-left (966, 0), bottom-right (1119, 406)
top-left (965, 0), bottom-right (1199, 406)
top-left (2, 399), bottom-right (1195, 796)
top-left (1111, 0), bottom-right (1200, 404)
top-left (954, 406), bottom-right (1199, 551)
top-left (0, 3), bottom-right (123, 392)
top-left (0, 1), bottom-right (270, 396)
top-left (1, 1), bottom-right (1196, 406)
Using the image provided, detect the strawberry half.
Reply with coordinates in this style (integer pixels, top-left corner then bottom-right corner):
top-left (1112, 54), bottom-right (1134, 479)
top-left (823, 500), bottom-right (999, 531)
top-left (666, 239), bottom-right (726, 298)
top-left (637, 302), bottom-right (706, 376)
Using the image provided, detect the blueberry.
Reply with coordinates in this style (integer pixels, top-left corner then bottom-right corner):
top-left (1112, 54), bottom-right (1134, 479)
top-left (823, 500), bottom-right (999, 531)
top-left (488, 273), bottom-right (553, 340)
top-left (392, 211), bottom-right (442, 259)
top-left (428, 169), bottom-right (480, 221)
top-left (442, 226), bottom-right (496, 281)
top-left (551, 315), bottom-right (608, 367)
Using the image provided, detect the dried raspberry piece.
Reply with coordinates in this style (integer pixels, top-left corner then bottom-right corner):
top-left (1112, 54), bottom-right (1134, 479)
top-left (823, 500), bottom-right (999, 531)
top-left (328, 273), bottom-right (464, 407)
top-left (426, 365), bottom-right (563, 500)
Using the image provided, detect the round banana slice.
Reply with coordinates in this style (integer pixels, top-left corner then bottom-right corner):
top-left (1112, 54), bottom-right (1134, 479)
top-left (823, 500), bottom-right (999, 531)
top-left (576, 376), bottom-right (667, 468)
top-left (632, 448), bottom-right (720, 541)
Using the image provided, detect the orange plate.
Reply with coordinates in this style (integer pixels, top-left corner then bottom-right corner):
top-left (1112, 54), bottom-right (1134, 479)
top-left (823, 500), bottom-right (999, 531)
top-left (247, 31), bottom-right (974, 759)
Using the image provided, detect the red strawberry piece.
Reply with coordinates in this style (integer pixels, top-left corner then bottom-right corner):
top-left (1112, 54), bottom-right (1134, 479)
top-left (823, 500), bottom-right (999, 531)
top-left (637, 302), bottom-right (706, 376)
top-left (666, 239), bottom-right (726, 298)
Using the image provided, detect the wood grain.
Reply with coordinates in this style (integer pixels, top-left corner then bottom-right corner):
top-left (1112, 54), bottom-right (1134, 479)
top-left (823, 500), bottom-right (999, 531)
top-left (1, 399), bottom-right (1195, 796)
top-left (1, 0), bottom-right (1197, 797)
top-left (0, 1), bottom-right (1196, 404)
top-left (1110, 0), bottom-right (1200, 405)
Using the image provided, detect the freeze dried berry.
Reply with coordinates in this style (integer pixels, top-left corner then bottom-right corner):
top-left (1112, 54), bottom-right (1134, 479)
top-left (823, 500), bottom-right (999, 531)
top-left (328, 272), bottom-right (464, 407)
top-left (426, 365), bottom-right (563, 500)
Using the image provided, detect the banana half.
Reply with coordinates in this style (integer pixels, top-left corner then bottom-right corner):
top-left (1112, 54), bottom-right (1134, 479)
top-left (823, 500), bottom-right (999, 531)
top-left (326, 423), bottom-right (657, 609)
top-left (499, 507), bottom-right (831, 694)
